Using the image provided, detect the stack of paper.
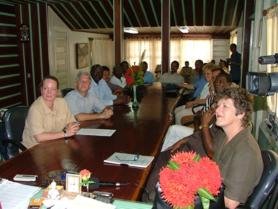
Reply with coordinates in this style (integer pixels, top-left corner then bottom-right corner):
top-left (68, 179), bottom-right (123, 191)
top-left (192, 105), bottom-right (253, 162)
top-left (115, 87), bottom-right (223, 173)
top-left (0, 179), bottom-right (41, 209)
top-left (77, 128), bottom-right (116, 137)
top-left (104, 152), bottom-right (154, 168)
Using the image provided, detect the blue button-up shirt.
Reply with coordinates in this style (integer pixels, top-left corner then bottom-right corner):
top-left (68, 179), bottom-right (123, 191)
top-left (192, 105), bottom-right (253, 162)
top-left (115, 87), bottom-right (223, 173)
top-left (89, 79), bottom-right (117, 106)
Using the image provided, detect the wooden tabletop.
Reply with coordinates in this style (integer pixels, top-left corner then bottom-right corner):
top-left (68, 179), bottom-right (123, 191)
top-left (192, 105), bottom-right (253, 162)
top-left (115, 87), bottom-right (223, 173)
top-left (0, 83), bottom-right (177, 201)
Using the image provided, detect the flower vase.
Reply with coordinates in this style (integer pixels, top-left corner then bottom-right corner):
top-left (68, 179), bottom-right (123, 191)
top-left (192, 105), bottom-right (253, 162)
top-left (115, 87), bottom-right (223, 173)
top-left (82, 183), bottom-right (90, 192)
top-left (132, 85), bottom-right (139, 110)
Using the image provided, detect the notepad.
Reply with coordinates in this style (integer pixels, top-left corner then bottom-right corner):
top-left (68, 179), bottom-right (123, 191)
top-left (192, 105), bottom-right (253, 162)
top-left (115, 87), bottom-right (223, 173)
top-left (104, 152), bottom-right (154, 168)
top-left (77, 128), bottom-right (116, 137)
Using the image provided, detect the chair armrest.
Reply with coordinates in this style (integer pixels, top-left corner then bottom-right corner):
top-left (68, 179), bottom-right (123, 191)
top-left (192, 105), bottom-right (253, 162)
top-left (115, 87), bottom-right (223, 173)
top-left (2, 139), bottom-right (27, 151)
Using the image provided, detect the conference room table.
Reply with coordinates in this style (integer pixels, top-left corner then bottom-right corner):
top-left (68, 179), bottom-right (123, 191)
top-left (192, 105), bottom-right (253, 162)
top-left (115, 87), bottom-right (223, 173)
top-left (0, 82), bottom-right (178, 201)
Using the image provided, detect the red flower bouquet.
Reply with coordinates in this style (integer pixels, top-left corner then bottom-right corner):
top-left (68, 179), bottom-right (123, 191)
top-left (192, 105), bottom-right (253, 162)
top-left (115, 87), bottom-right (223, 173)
top-left (125, 65), bottom-right (144, 86)
top-left (159, 151), bottom-right (222, 209)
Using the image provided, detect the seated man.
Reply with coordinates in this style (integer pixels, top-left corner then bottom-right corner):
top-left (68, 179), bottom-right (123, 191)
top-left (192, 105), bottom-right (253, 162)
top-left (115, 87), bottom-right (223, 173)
top-left (89, 64), bottom-right (129, 106)
top-left (160, 60), bottom-right (184, 90)
top-left (102, 65), bottom-right (123, 95)
top-left (110, 64), bottom-right (127, 88)
top-left (65, 71), bottom-right (113, 122)
top-left (22, 76), bottom-right (80, 149)
top-left (143, 88), bottom-right (263, 209)
top-left (141, 61), bottom-right (154, 84)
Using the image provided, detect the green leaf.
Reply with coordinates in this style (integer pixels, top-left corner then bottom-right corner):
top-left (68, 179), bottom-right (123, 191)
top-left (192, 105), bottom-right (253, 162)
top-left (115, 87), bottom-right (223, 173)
top-left (200, 196), bottom-right (210, 209)
top-left (193, 154), bottom-right (201, 162)
top-left (167, 160), bottom-right (180, 170)
top-left (198, 188), bottom-right (215, 201)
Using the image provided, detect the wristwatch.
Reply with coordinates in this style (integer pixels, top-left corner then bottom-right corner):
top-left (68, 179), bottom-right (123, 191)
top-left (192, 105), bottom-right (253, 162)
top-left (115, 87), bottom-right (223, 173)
top-left (63, 127), bottom-right (67, 138)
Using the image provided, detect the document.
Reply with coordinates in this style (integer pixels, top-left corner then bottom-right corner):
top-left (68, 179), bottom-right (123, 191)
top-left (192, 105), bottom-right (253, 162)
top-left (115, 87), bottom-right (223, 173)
top-left (104, 152), bottom-right (154, 168)
top-left (77, 128), bottom-right (116, 137)
top-left (0, 179), bottom-right (41, 209)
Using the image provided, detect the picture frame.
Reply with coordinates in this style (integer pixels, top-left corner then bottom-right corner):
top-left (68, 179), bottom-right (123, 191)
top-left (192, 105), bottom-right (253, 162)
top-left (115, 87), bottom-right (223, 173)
top-left (66, 173), bottom-right (81, 193)
top-left (76, 43), bottom-right (89, 69)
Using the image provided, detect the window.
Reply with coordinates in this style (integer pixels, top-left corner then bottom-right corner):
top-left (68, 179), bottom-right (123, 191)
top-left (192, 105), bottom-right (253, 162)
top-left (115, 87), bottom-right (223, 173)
top-left (124, 37), bottom-right (212, 72)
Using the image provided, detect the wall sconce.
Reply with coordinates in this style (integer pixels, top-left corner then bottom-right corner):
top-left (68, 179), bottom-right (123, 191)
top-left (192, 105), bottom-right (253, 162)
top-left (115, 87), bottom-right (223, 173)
top-left (19, 24), bottom-right (30, 42)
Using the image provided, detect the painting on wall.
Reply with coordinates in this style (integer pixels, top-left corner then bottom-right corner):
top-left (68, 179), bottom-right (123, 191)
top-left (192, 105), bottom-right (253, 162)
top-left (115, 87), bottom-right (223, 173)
top-left (76, 43), bottom-right (89, 69)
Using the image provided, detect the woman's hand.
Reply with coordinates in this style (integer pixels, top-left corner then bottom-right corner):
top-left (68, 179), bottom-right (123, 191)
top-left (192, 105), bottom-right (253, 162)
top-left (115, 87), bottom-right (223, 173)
top-left (65, 122), bottom-right (80, 137)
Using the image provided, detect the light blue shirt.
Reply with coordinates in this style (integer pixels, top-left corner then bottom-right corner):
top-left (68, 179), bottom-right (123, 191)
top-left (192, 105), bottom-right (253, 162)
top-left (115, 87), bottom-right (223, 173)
top-left (65, 90), bottom-right (105, 115)
top-left (144, 71), bottom-right (155, 84)
top-left (193, 75), bottom-right (207, 98)
top-left (89, 79), bottom-right (117, 106)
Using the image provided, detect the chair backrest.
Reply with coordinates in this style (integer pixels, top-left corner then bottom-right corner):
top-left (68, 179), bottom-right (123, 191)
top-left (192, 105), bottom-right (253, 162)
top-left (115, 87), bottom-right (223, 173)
top-left (243, 150), bottom-right (278, 209)
top-left (3, 106), bottom-right (29, 157)
top-left (61, 88), bottom-right (74, 97)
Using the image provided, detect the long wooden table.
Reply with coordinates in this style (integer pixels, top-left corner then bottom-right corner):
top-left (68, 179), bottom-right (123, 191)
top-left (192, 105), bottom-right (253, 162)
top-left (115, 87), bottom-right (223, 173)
top-left (0, 83), bottom-right (177, 200)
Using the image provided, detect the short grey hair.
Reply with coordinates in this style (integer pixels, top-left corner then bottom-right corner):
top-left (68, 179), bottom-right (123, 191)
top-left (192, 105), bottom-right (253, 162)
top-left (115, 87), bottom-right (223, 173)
top-left (75, 71), bottom-right (91, 82)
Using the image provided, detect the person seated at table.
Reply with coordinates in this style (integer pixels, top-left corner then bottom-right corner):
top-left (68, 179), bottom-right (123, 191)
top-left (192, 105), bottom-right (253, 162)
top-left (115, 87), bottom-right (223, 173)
top-left (179, 61), bottom-right (194, 84)
top-left (119, 60), bottom-right (130, 75)
top-left (143, 88), bottom-right (263, 209)
top-left (65, 71), bottom-right (113, 122)
top-left (102, 65), bottom-right (123, 95)
top-left (110, 64), bottom-right (127, 88)
top-left (160, 60), bottom-right (184, 88)
top-left (140, 61), bottom-right (154, 84)
top-left (89, 64), bottom-right (129, 106)
top-left (22, 75), bottom-right (80, 149)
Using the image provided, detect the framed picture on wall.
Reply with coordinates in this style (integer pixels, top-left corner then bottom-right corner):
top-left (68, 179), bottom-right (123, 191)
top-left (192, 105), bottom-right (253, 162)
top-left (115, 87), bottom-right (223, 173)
top-left (76, 43), bottom-right (89, 69)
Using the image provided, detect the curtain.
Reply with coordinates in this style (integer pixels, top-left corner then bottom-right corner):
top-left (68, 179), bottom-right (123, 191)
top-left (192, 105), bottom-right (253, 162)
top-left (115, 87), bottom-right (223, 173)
top-left (124, 37), bottom-right (212, 72)
top-left (266, 4), bottom-right (278, 113)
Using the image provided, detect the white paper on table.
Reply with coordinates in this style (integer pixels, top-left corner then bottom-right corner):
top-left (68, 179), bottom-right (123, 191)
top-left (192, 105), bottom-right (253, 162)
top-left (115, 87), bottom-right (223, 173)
top-left (0, 179), bottom-right (41, 209)
top-left (76, 128), bottom-right (116, 137)
top-left (69, 195), bottom-right (115, 209)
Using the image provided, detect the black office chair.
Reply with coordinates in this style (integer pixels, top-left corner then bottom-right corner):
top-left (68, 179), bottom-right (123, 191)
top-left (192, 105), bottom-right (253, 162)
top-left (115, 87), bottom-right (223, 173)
top-left (237, 149), bottom-right (278, 209)
top-left (1, 106), bottom-right (28, 159)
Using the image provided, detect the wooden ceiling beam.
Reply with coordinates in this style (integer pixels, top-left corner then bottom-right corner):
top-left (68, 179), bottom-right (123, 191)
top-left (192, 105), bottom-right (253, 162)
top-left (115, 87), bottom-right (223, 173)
top-left (69, 2), bottom-right (90, 28)
top-left (139, 0), bottom-right (151, 26)
top-left (79, 2), bottom-right (99, 28)
top-left (150, 0), bottom-right (159, 26)
top-left (221, 0), bottom-right (228, 26)
top-left (181, 0), bottom-right (187, 26)
top-left (88, 1), bottom-right (107, 28)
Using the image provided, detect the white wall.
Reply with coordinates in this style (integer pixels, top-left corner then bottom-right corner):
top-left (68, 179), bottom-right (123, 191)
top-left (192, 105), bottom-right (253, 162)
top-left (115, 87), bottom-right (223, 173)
top-left (47, 7), bottom-right (114, 88)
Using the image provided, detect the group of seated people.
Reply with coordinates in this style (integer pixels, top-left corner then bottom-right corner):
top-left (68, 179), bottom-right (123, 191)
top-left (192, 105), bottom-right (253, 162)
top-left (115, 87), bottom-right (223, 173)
top-left (22, 61), bottom-right (155, 149)
top-left (142, 60), bottom-right (264, 209)
top-left (20, 57), bottom-right (264, 209)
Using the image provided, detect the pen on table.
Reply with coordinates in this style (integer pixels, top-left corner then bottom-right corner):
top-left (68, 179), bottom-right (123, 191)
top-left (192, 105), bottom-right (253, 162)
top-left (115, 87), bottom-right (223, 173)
top-left (98, 181), bottom-right (129, 187)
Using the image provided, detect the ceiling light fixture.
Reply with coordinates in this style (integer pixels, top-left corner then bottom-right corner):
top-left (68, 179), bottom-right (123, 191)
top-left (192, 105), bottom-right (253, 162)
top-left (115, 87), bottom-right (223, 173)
top-left (178, 26), bottom-right (189, 33)
top-left (123, 27), bottom-right (139, 34)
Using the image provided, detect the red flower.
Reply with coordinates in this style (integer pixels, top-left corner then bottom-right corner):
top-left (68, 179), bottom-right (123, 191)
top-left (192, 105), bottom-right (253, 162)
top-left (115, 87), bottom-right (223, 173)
top-left (79, 169), bottom-right (91, 181)
top-left (124, 65), bottom-right (144, 86)
top-left (159, 152), bottom-right (221, 209)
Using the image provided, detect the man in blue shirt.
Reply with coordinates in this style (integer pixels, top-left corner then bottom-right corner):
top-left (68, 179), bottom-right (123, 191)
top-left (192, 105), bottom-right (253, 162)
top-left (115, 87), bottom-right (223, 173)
top-left (141, 61), bottom-right (154, 84)
top-left (65, 71), bottom-right (113, 121)
top-left (89, 64), bottom-right (129, 106)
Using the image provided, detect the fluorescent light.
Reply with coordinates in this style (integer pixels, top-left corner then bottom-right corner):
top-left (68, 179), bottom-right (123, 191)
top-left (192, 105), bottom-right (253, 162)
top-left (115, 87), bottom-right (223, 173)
top-left (124, 27), bottom-right (139, 34)
top-left (178, 26), bottom-right (189, 33)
